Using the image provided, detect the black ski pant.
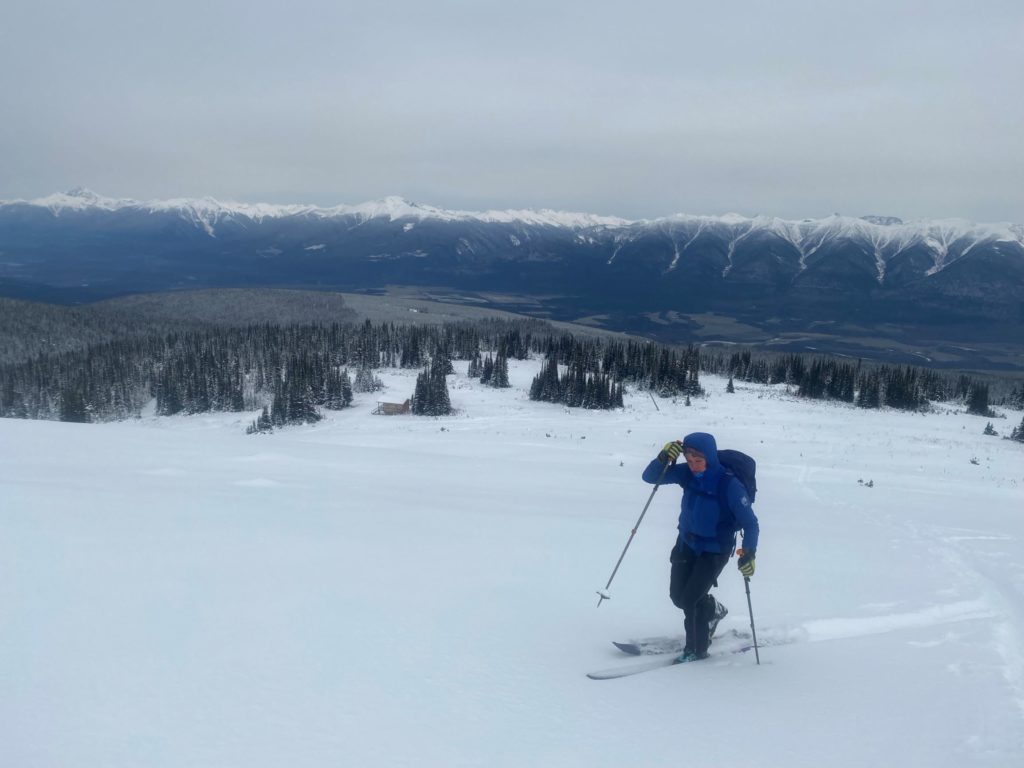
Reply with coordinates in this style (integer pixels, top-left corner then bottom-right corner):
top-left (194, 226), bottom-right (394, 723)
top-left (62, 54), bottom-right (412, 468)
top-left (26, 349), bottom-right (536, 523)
top-left (669, 541), bottom-right (730, 656)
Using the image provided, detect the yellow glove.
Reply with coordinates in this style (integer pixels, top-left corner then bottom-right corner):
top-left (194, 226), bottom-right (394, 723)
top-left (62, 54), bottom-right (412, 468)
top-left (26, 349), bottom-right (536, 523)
top-left (737, 550), bottom-right (756, 578)
top-left (659, 440), bottom-right (684, 464)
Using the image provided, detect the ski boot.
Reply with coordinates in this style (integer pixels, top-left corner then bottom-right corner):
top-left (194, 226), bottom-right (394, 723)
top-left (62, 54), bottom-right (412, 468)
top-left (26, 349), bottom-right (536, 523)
top-left (708, 596), bottom-right (729, 638)
top-left (675, 650), bottom-right (710, 663)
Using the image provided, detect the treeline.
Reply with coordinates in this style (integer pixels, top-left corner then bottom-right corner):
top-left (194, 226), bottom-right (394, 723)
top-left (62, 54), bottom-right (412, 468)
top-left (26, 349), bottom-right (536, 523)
top-left (0, 320), bottom-right (537, 425)
top-left (0, 290), bottom-right (360, 365)
top-left (528, 337), bottom-right (701, 408)
top-left (1, 316), bottom-right (1020, 428)
top-left (703, 349), bottom-right (1012, 415)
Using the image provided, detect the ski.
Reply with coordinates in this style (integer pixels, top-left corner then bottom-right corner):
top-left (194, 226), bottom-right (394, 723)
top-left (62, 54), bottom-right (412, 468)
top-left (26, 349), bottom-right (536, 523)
top-left (590, 632), bottom-right (793, 679)
top-left (613, 628), bottom-right (751, 656)
top-left (612, 638), bottom-right (683, 656)
top-left (587, 644), bottom-right (757, 680)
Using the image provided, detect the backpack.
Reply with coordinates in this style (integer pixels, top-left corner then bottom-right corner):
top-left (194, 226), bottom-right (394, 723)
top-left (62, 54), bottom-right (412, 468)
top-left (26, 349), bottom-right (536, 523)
top-left (711, 449), bottom-right (757, 552)
top-left (716, 449), bottom-right (757, 503)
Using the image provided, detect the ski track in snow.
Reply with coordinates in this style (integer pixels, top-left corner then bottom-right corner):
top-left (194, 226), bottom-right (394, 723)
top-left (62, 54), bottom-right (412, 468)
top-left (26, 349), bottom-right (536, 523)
top-left (794, 437), bottom-right (1024, 754)
top-left (914, 522), bottom-right (1024, 721)
top-left (848, 493), bottom-right (1024, 724)
top-left (799, 600), bottom-right (997, 642)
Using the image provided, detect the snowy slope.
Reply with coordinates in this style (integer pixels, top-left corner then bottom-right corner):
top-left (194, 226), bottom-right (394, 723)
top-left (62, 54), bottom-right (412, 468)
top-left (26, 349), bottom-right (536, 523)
top-left (2, 364), bottom-right (1023, 767)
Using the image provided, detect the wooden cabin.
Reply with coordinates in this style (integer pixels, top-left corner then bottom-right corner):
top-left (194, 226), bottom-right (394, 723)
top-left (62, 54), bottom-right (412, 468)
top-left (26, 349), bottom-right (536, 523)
top-left (374, 399), bottom-right (411, 415)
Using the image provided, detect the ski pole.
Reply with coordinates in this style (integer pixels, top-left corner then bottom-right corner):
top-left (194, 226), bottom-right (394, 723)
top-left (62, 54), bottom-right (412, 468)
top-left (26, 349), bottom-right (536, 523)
top-left (596, 459), bottom-right (672, 607)
top-left (737, 548), bottom-right (760, 665)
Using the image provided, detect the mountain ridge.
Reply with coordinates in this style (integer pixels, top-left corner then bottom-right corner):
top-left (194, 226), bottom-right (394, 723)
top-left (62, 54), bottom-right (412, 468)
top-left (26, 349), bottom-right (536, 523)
top-left (6, 188), bottom-right (1021, 253)
top-left (4, 189), bottom-right (1021, 289)
top-left (2, 189), bottom-right (1022, 363)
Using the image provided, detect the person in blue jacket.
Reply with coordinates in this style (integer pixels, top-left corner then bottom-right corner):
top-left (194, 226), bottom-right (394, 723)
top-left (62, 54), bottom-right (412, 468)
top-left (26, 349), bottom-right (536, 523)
top-left (642, 432), bottom-right (759, 662)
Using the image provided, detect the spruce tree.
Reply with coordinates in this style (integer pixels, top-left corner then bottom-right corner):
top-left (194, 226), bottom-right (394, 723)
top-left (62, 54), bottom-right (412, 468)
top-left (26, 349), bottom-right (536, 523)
top-left (270, 390), bottom-right (287, 427)
top-left (1010, 384), bottom-right (1024, 410)
top-left (412, 359), bottom-right (453, 416)
top-left (247, 406), bottom-right (273, 434)
top-left (411, 369), bottom-right (430, 415)
top-left (529, 356), bottom-right (562, 403)
top-left (1010, 416), bottom-right (1024, 443)
top-left (59, 387), bottom-right (90, 423)
top-left (966, 382), bottom-right (992, 416)
top-left (490, 353), bottom-right (510, 388)
top-left (354, 366), bottom-right (382, 393)
top-left (856, 370), bottom-right (881, 409)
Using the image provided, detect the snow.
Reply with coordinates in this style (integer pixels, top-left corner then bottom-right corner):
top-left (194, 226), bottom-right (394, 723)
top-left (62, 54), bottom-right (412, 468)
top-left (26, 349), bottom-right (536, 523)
top-left (12, 190), bottom-right (631, 231)
top-left (29, 187), bottom-right (136, 214)
top-left (2, 364), bottom-right (1024, 767)
top-left (15, 191), bottom-right (1020, 250)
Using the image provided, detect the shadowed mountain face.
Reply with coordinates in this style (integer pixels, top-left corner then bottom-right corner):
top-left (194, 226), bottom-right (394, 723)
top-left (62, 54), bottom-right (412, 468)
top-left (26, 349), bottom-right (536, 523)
top-left (1, 191), bottom-right (1022, 355)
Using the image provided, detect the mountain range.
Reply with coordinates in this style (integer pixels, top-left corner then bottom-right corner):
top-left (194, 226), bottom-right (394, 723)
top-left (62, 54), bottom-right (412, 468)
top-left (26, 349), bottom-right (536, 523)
top-left (2, 189), bottom-right (1022, 365)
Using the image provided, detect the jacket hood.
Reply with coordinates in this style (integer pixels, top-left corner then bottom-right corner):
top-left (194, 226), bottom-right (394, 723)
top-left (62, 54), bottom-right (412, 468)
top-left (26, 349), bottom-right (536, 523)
top-left (682, 432), bottom-right (720, 470)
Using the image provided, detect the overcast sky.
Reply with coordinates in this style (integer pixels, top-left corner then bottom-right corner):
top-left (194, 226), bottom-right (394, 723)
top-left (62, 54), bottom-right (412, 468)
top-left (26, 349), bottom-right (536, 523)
top-left (1, 0), bottom-right (1021, 221)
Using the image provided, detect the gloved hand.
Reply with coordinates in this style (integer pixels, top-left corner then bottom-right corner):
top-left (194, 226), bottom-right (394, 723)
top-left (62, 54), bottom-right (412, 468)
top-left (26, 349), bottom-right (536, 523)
top-left (737, 550), bottom-right (756, 578)
top-left (658, 440), bottom-right (684, 464)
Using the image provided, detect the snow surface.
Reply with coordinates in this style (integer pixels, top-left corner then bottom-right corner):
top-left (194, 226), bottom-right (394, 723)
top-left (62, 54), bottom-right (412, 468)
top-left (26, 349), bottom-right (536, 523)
top-left (2, 363), bottom-right (1024, 767)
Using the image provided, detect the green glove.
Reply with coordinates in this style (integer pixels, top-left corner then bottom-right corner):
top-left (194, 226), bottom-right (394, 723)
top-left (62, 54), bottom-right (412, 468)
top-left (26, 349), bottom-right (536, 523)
top-left (737, 550), bottom-right (756, 578)
top-left (659, 440), bottom-right (683, 464)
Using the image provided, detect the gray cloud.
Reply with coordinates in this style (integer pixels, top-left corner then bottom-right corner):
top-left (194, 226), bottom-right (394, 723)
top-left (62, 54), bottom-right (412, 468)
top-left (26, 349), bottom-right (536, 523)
top-left (1, 0), bottom-right (1021, 221)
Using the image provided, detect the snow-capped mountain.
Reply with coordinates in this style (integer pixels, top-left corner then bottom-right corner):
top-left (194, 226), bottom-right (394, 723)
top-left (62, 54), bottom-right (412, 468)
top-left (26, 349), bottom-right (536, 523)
top-left (1, 190), bottom-right (1022, 345)
top-left (13, 188), bottom-right (632, 230)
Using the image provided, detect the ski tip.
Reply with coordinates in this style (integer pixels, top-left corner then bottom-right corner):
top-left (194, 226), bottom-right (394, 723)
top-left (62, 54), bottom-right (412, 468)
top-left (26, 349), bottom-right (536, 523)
top-left (612, 641), bottom-right (642, 655)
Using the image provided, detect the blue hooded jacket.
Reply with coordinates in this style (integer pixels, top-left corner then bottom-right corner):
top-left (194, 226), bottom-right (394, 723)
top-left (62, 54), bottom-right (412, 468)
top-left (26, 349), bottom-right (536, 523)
top-left (641, 432), bottom-right (759, 555)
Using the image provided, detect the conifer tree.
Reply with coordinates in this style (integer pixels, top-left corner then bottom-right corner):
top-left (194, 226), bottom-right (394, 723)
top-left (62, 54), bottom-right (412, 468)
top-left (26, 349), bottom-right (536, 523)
top-left (270, 390), bottom-right (287, 427)
top-left (428, 356), bottom-right (453, 415)
top-left (411, 369), bottom-right (430, 415)
top-left (1010, 384), bottom-right (1024, 410)
top-left (529, 356), bottom-right (562, 403)
top-left (856, 370), bottom-right (881, 409)
top-left (490, 352), bottom-right (510, 388)
top-left (247, 406), bottom-right (273, 434)
top-left (1010, 415), bottom-right (1024, 443)
top-left (354, 366), bottom-right (383, 393)
top-left (412, 358), bottom-right (453, 416)
top-left (59, 387), bottom-right (90, 423)
top-left (966, 382), bottom-right (992, 416)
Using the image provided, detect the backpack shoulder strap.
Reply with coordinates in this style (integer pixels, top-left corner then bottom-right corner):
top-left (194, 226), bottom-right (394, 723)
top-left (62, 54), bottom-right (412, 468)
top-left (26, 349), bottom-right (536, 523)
top-left (715, 470), bottom-right (735, 517)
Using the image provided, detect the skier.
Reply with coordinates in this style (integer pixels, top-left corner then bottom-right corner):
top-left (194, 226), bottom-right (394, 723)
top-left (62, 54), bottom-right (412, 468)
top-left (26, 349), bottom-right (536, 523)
top-left (642, 432), bottom-right (759, 662)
